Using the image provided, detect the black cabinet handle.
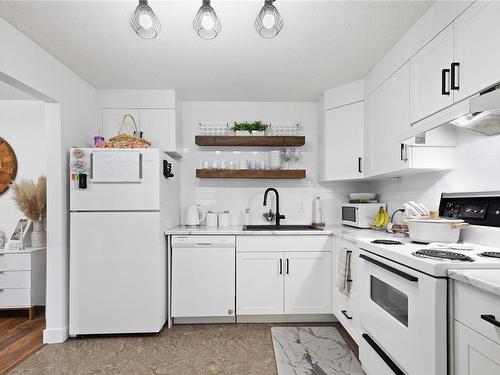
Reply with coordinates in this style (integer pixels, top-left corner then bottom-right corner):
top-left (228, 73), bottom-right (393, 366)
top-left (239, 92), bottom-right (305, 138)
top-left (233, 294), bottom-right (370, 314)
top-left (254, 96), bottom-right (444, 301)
top-left (286, 258), bottom-right (289, 274)
top-left (359, 253), bottom-right (418, 282)
top-left (362, 334), bottom-right (405, 375)
top-left (481, 314), bottom-right (500, 327)
top-left (442, 68), bottom-right (450, 95)
top-left (451, 62), bottom-right (460, 90)
top-left (279, 259), bottom-right (282, 275)
top-left (358, 157), bottom-right (362, 173)
top-left (400, 144), bottom-right (407, 162)
top-left (341, 310), bottom-right (353, 320)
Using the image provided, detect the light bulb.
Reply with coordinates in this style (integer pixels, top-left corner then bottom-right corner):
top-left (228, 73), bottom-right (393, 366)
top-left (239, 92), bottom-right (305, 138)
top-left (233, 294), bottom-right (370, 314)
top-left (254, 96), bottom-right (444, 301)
top-left (138, 13), bottom-right (153, 29)
top-left (262, 12), bottom-right (275, 29)
top-left (201, 11), bottom-right (215, 30)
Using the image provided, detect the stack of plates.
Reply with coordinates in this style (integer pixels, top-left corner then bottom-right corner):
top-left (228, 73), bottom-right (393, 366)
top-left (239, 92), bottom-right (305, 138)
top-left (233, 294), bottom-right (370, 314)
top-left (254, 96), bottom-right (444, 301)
top-left (269, 151), bottom-right (281, 170)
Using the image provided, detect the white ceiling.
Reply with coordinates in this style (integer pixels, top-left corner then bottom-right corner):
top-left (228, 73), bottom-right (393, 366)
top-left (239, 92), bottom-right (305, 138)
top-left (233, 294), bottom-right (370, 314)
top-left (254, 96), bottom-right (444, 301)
top-left (0, 1), bottom-right (432, 101)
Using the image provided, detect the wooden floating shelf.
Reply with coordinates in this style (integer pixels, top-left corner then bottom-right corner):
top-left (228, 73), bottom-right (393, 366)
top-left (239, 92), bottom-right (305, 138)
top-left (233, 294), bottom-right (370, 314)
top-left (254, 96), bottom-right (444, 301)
top-left (195, 135), bottom-right (305, 147)
top-left (196, 169), bottom-right (306, 179)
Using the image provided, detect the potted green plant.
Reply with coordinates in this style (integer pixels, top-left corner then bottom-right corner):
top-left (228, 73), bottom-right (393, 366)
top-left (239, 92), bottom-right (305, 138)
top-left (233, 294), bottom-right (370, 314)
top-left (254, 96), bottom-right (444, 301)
top-left (232, 121), bottom-right (269, 136)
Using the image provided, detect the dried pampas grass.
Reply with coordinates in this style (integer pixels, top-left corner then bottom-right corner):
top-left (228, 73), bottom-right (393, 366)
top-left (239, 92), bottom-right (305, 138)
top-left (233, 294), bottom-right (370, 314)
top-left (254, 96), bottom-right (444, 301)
top-left (11, 176), bottom-right (46, 221)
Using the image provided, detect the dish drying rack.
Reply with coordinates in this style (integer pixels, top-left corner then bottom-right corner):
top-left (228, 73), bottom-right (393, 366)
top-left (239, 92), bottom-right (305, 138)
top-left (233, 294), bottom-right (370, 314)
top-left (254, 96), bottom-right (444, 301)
top-left (198, 122), bottom-right (230, 136)
top-left (268, 123), bottom-right (300, 136)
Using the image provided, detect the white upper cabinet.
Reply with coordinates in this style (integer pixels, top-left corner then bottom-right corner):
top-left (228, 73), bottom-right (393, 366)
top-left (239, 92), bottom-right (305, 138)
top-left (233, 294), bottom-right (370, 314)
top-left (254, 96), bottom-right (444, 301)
top-left (139, 109), bottom-right (177, 153)
top-left (323, 102), bottom-right (364, 181)
top-left (97, 89), bottom-right (183, 158)
top-left (454, 1), bottom-right (500, 102)
top-left (102, 109), bottom-right (140, 141)
top-left (410, 24), bottom-right (454, 123)
top-left (365, 63), bottom-right (410, 177)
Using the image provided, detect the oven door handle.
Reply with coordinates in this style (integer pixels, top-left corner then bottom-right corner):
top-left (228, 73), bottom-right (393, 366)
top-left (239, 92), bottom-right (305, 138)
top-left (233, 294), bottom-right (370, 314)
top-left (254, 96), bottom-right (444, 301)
top-left (359, 253), bottom-right (418, 282)
top-left (362, 333), bottom-right (405, 375)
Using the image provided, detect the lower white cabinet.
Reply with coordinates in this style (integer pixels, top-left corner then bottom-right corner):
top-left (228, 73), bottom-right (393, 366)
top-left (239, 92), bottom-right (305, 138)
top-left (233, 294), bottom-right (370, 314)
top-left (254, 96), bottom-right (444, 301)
top-left (236, 252), bottom-right (284, 315)
top-left (237, 246), bottom-right (331, 316)
top-left (333, 238), bottom-right (361, 343)
top-left (284, 252), bottom-right (332, 314)
top-left (454, 321), bottom-right (500, 375)
top-left (0, 247), bottom-right (46, 318)
top-left (453, 281), bottom-right (500, 375)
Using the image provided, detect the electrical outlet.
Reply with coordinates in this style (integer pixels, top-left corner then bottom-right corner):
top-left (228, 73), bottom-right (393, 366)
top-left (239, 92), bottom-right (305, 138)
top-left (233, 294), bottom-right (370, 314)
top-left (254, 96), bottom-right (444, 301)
top-left (297, 200), bottom-right (305, 213)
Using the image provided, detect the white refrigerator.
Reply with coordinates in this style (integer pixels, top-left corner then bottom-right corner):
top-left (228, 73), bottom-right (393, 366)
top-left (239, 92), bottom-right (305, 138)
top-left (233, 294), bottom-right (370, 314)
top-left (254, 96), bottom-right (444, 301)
top-left (69, 148), bottom-right (178, 335)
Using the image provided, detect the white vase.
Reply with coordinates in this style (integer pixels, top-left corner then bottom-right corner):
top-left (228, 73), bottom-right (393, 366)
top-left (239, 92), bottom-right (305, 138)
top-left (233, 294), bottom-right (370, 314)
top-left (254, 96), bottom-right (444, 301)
top-left (31, 220), bottom-right (46, 248)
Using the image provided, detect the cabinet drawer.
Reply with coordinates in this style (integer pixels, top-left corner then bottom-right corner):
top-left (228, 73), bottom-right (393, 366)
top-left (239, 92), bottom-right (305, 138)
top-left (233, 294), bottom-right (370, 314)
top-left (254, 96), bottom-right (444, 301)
top-left (0, 254), bottom-right (31, 271)
top-left (454, 320), bottom-right (500, 375)
top-left (455, 282), bottom-right (500, 345)
top-left (237, 235), bottom-right (331, 252)
top-left (0, 271), bottom-right (31, 288)
top-left (0, 288), bottom-right (31, 307)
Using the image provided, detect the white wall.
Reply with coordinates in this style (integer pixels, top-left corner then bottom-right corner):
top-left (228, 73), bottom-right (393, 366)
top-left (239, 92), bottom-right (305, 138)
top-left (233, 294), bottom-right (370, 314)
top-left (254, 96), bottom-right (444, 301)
top-left (0, 100), bottom-right (46, 239)
top-left (372, 129), bottom-right (500, 213)
top-left (181, 101), bottom-right (370, 225)
top-left (0, 17), bottom-right (96, 343)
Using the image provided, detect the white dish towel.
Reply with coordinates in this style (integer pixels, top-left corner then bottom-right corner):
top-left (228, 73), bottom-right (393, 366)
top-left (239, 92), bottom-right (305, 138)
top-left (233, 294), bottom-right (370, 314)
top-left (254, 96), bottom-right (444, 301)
top-left (336, 248), bottom-right (352, 296)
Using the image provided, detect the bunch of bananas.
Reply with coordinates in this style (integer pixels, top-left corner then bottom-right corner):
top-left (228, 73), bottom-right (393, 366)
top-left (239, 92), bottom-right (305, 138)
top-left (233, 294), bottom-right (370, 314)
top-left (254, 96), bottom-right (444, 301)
top-left (371, 207), bottom-right (390, 229)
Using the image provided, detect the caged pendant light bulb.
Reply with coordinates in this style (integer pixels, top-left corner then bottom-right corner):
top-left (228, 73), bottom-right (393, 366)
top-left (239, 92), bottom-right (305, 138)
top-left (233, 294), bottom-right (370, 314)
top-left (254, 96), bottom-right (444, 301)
top-left (193, 0), bottom-right (221, 40)
top-left (255, 0), bottom-right (284, 39)
top-left (130, 0), bottom-right (161, 39)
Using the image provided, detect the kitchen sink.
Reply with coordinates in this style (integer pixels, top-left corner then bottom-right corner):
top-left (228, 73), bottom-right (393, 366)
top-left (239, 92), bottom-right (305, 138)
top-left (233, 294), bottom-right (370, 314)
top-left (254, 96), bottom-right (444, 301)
top-left (243, 225), bottom-right (323, 231)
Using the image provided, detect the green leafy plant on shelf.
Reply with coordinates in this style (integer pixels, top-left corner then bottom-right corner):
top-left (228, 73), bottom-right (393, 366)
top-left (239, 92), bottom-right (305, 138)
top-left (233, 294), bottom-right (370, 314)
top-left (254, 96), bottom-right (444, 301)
top-left (232, 121), bottom-right (269, 133)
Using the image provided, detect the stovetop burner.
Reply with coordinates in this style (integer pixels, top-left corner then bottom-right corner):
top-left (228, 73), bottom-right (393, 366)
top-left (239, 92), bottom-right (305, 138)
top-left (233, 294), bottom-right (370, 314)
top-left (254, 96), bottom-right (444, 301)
top-left (371, 239), bottom-right (403, 245)
top-left (479, 251), bottom-right (500, 259)
top-left (412, 249), bottom-right (474, 262)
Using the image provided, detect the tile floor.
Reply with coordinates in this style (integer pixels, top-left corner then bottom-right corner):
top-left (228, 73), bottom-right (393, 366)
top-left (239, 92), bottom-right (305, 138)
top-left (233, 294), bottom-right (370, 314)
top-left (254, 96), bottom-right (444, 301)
top-left (9, 323), bottom-right (357, 375)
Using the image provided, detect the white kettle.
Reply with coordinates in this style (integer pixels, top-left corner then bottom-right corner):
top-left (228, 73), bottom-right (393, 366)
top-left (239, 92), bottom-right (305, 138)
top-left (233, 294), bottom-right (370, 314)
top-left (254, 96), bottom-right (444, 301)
top-left (185, 205), bottom-right (205, 226)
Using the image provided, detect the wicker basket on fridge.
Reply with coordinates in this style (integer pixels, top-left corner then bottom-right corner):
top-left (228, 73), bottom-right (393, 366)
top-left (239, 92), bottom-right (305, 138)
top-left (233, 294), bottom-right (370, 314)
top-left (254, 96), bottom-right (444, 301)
top-left (106, 114), bottom-right (151, 148)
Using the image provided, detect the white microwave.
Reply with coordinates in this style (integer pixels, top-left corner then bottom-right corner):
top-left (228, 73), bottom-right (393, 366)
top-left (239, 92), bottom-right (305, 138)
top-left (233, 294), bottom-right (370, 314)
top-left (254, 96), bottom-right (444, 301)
top-left (341, 203), bottom-right (386, 228)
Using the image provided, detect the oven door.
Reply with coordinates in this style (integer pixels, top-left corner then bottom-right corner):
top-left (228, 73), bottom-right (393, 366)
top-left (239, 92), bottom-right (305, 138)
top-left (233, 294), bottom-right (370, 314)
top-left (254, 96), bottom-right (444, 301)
top-left (358, 249), bottom-right (447, 375)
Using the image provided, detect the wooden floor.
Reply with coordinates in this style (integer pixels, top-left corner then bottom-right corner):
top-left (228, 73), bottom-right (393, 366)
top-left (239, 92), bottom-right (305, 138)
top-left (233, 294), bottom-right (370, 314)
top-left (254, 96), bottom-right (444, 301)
top-left (0, 308), bottom-right (45, 375)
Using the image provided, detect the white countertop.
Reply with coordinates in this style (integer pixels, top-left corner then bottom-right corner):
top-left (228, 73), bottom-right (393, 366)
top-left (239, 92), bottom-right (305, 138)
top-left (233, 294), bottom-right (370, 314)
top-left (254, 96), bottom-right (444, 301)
top-left (448, 269), bottom-right (500, 297)
top-left (164, 224), bottom-right (409, 241)
top-left (0, 246), bottom-right (46, 254)
top-left (165, 225), bottom-right (333, 236)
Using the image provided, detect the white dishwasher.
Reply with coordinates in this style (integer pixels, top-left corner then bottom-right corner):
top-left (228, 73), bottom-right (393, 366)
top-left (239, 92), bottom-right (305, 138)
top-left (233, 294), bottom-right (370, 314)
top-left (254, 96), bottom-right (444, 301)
top-left (171, 236), bottom-right (236, 323)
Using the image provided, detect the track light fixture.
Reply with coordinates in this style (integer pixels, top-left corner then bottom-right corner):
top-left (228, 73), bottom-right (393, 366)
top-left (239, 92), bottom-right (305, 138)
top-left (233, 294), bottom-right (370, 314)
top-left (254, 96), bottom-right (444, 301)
top-left (193, 0), bottom-right (222, 40)
top-left (255, 0), bottom-right (284, 39)
top-left (130, 0), bottom-right (161, 39)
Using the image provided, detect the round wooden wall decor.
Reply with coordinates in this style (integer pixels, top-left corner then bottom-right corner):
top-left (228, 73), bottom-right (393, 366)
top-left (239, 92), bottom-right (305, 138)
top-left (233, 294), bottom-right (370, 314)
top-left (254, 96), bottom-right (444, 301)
top-left (0, 137), bottom-right (18, 196)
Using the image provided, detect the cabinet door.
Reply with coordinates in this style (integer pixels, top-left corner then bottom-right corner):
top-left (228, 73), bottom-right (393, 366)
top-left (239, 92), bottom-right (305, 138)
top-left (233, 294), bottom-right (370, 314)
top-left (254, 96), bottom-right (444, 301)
top-left (410, 24), bottom-right (454, 123)
top-left (236, 252), bottom-right (283, 315)
top-left (454, 320), bottom-right (500, 375)
top-left (454, 1), bottom-right (500, 101)
top-left (101, 109), bottom-right (139, 141)
top-left (284, 251), bottom-right (331, 314)
top-left (323, 102), bottom-right (364, 181)
top-left (365, 63), bottom-right (410, 177)
top-left (139, 109), bottom-right (176, 152)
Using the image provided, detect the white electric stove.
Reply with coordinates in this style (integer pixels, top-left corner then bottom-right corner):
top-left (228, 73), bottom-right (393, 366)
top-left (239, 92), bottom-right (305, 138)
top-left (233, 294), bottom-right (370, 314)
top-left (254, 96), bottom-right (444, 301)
top-left (356, 191), bottom-right (500, 375)
top-left (357, 238), bottom-right (500, 277)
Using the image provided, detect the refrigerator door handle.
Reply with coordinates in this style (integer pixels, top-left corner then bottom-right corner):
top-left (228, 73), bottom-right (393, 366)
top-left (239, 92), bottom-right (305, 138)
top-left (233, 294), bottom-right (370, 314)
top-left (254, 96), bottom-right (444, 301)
top-left (139, 153), bottom-right (143, 179)
top-left (90, 152), bottom-right (94, 179)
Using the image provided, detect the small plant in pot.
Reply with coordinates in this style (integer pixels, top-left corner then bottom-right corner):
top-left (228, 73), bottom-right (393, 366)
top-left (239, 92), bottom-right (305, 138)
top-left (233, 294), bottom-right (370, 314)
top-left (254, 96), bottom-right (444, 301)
top-left (232, 121), bottom-right (269, 136)
top-left (11, 176), bottom-right (46, 247)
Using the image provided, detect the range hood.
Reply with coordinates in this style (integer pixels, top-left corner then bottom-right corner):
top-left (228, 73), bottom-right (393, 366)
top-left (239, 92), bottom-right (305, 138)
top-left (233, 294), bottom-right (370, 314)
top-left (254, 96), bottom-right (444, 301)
top-left (401, 86), bottom-right (500, 141)
top-left (450, 87), bottom-right (500, 136)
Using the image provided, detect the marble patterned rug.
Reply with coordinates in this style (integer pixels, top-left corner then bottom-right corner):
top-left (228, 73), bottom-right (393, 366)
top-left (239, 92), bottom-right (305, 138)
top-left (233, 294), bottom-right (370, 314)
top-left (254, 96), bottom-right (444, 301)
top-left (271, 327), bottom-right (364, 375)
